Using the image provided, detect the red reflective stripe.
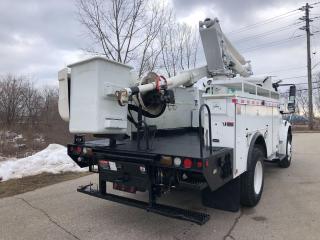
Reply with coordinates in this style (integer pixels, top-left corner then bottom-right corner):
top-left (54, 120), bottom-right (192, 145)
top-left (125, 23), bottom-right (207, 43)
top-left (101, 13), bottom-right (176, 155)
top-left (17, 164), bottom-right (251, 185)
top-left (232, 97), bottom-right (279, 107)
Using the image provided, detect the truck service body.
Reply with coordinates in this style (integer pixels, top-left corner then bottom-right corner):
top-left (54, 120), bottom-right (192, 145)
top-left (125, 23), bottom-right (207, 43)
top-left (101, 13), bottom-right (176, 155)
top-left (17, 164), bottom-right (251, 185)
top-left (58, 18), bottom-right (295, 225)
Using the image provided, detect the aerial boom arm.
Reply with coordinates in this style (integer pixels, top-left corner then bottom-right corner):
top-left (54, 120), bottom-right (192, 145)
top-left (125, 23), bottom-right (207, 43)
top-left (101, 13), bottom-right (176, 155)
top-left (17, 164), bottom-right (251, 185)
top-left (116, 18), bottom-right (252, 106)
top-left (116, 65), bottom-right (208, 105)
top-left (199, 18), bottom-right (252, 77)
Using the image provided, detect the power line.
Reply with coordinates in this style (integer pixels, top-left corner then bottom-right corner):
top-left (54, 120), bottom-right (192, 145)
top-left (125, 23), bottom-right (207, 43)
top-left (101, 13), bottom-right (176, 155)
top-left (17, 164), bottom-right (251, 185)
top-left (283, 86), bottom-right (320, 94)
top-left (313, 61), bottom-right (320, 69)
top-left (295, 86), bottom-right (320, 92)
top-left (276, 73), bottom-right (318, 82)
top-left (233, 22), bottom-right (303, 44)
top-left (292, 80), bottom-right (320, 85)
top-left (227, 9), bottom-right (300, 35)
top-left (256, 65), bottom-right (308, 76)
top-left (311, 24), bottom-right (320, 30)
top-left (276, 75), bottom-right (308, 81)
top-left (240, 31), bottom-right (320, 53)
top-left (240, 34), bottom-right (304, 52)
top-left (226, 3), bottom-right (318, 34)
top-left (265, 65), bottom-right (307, 74)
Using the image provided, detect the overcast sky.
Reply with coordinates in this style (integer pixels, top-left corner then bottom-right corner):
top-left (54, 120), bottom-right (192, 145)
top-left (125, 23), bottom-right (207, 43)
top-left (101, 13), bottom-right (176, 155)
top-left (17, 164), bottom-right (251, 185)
top-left (0, 0), bottom-right (319, 87)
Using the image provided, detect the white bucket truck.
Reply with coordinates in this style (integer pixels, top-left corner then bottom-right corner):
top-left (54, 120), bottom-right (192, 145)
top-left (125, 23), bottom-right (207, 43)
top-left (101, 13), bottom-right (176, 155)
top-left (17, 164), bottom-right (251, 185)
top-left (58, 18), bottom-right (295, 224)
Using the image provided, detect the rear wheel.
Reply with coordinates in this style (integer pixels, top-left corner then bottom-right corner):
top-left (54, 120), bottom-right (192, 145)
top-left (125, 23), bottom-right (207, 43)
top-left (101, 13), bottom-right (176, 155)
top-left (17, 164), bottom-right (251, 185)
top-left (279, 134), bottom-right (292, 168)
top-left (240, 146), bottom-right (265, 207)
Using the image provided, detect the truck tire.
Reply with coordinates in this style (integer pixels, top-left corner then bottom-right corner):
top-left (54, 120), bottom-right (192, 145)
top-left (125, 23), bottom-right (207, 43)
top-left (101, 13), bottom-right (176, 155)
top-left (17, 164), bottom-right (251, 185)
top-left (279, 134), bottom-right (292, 168)
top-left (240, 146), bottom-right (264, 207)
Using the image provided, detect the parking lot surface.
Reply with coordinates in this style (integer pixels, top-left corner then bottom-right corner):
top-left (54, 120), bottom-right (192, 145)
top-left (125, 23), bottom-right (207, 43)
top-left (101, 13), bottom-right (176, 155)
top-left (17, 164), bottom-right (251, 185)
top-left (1, 133), bottom-right (319, 240)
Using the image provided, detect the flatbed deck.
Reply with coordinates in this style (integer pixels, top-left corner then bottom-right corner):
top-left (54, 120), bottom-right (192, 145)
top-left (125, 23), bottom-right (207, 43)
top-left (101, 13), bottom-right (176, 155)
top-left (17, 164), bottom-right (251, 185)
top-left (84, 130), bottom-right (224, 159)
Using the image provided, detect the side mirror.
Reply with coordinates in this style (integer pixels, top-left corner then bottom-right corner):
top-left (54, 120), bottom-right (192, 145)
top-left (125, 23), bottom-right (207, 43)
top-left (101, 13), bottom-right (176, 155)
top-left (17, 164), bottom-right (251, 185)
top-left (287, 85), bottom-right (296, 113)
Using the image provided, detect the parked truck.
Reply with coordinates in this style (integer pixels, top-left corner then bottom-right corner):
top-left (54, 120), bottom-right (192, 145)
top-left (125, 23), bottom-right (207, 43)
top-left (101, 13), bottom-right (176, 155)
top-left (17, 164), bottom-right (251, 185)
top-left (58, 18), bottom-right (296, 225)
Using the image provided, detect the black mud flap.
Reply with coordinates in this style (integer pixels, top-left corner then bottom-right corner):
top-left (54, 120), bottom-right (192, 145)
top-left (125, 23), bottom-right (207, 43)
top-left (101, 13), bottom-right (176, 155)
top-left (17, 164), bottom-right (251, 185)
top-left (202, 177), bottom-right (240, 212)
top-left (78, 184), bottom-right (210, 225)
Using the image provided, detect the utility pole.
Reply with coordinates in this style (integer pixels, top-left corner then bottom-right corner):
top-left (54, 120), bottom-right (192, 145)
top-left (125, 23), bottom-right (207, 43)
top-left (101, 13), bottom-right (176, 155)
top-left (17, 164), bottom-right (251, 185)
top-left (300, 3), bottom-right (314, 130)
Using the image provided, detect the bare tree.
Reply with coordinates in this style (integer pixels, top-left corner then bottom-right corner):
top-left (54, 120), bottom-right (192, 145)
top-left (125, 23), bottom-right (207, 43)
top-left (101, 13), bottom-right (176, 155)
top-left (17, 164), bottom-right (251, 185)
top-left (135, 2), bottom-right (166, 77)
top-left (77, 0), bottom-right (167, 76)
top-left (41, 87), bottom-right (59, 126)
top-left (295, 88), bottom-right (309, 117)
top-left (158, 14), bottom-right (199, 77)
top-left (313, 72), bottom-right (320, 114)
top-left (0, 75), bottom-right (27, 127)
top-left (177, 23), bottom-right (199, 70)
top-left (77, 0), bottom-right (200, 78)
top-left (158, 11), bottom-right (179, 77)
top-left (0, 75), bottom-right (60, 129)
top-left (78, 0), bottom-right (143, 63)
top-left (22, 81), bottom-right (43, 127)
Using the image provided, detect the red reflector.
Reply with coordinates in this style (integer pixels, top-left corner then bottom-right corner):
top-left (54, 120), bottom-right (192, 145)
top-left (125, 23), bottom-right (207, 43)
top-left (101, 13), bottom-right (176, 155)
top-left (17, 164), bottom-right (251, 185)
top-left (75, 146), bottom-right (82, 154)
top-left (197, 160), bottom-right (203, 168)
top-left (113, 182), bottom-right (136, 193)
top-left (205, 160), bottom-right (209, 168)
top-left (183, 158), bottom-right (193, 169)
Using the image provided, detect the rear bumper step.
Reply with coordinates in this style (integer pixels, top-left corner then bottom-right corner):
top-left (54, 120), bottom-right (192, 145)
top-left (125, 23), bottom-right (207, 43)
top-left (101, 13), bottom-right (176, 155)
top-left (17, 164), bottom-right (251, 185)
top-left (78, 184), bottom-right (210, 225)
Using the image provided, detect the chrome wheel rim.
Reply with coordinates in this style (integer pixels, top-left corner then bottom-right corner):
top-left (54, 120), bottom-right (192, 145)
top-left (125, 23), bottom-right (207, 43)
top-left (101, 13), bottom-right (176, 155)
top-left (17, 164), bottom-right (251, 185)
top-left (254, 160), bottom-right (263, 195)
top-left (287, 141), bottom-right (292, 162)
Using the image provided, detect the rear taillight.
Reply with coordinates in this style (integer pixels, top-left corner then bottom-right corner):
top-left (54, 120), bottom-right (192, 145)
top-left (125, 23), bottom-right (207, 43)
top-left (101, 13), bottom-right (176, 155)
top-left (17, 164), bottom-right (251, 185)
top-left (74, 146), bottom-right (82, 154)
top-left (183, 158), bottom-right (193, 169)
top-left (197, 160), bottom-right (203, 168)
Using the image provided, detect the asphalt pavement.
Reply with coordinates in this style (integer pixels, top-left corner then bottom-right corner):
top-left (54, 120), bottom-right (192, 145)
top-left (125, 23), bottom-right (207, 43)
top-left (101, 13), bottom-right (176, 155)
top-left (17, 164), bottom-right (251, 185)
top-left (1, 133), bottom-right (319, 240)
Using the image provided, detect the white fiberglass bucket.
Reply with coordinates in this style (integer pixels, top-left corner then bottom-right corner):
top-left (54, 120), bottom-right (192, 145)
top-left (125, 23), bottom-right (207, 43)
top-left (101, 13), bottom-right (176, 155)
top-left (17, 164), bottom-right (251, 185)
top-left (67, 57), bottom-right (132, 134)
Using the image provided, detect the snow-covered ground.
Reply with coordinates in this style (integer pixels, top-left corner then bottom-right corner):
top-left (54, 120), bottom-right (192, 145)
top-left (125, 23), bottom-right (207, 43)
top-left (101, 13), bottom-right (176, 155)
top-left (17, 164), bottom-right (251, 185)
top-left (0, 144), bottom-right (86, 181)
top-left (0, 156), bottom-right (8, 161)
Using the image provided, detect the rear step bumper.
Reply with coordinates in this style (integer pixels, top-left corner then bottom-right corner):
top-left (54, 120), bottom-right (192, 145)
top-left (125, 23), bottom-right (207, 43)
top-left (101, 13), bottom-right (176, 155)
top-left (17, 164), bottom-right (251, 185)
top-left (78, 184), bottom-right (210, 225)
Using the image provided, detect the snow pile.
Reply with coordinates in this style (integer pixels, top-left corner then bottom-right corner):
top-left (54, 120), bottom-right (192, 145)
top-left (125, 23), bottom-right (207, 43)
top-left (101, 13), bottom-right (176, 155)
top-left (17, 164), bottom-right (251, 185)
top-left (0, 156), bottom-right (8, 161)
top-left (0, 144), bottom-right (86, 181)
